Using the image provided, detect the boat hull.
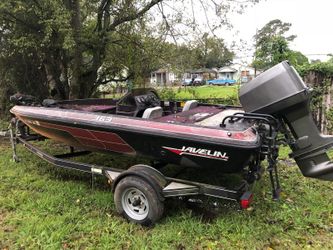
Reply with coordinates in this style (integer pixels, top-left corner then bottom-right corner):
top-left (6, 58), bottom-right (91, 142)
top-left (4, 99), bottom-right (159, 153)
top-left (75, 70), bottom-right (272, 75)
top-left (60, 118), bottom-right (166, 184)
top-left (11, 106), bottom-right (261, 173)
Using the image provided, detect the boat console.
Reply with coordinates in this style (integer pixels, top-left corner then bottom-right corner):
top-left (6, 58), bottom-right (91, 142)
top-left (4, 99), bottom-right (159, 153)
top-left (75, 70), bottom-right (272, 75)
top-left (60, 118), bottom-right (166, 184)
top-left (116, 88), bottom-right (161, 117)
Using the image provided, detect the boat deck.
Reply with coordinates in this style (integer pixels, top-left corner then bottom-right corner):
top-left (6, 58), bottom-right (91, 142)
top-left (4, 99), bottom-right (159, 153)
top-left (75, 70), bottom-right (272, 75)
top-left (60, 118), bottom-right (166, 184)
top-left (55, 98), bottom-right (244, 129)
top-left (155, 105), bottom-right (243, 128)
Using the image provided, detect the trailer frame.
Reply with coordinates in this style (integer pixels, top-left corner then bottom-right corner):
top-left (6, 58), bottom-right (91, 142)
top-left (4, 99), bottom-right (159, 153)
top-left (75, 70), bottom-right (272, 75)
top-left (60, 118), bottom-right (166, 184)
top-left (14, 134), bottom-right (250, 202)
top-left (2, 110), bottom-right (285, 225)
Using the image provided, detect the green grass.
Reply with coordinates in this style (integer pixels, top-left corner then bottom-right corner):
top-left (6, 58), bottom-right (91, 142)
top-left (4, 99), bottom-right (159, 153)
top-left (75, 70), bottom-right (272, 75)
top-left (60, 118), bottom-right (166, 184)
top-left (1, 87), bottom-right (332, 249)
top-left (0, 139), bottom-right (332, 249)
top-left (106, 85), bottom-right (239, 103)
top-left (157, 86), bottom-right (239, 105)
top-left (172, 85), bottom-right (239, 99)
top-left (0, 118), bottom-right (9, 131)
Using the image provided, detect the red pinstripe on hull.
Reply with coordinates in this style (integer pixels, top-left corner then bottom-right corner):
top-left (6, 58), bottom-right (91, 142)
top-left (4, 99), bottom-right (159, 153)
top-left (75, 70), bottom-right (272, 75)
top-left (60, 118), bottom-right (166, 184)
top-left (18, 116), bottom-right (136, 155)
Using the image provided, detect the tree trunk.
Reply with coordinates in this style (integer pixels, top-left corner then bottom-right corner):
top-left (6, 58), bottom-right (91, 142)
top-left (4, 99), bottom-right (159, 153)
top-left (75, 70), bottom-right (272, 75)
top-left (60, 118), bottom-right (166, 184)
top-left (68, 0), bottom-right (84, 99)
top-left (43, 52), bottom-right (69, 100)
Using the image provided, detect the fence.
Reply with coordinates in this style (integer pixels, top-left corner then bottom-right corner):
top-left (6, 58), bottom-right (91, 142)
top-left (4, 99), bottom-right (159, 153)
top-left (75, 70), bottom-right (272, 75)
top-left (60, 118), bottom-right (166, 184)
top-left (304, 72), bottom-right (333, 134)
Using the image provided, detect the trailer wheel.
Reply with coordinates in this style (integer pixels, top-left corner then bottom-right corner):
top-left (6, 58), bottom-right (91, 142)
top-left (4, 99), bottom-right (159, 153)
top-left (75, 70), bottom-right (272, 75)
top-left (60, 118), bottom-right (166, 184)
top-left (114, 176), bottom-right (164, 226)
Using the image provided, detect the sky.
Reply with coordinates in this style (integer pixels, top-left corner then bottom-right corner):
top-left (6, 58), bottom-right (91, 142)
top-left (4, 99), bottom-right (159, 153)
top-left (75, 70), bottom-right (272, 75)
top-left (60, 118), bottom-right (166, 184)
top-left (225, 0), bottom-right (333, 63)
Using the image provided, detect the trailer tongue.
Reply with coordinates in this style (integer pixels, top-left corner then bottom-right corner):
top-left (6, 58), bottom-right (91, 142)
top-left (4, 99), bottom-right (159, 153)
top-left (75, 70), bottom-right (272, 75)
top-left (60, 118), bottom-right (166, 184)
top-left (6, 61), bottom-right (333, 225)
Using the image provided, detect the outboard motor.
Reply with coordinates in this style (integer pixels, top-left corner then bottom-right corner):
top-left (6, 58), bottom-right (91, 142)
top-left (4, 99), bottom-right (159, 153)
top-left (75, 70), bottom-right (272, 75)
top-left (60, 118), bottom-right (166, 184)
top-left (240, 61), bottom-right (333, 181)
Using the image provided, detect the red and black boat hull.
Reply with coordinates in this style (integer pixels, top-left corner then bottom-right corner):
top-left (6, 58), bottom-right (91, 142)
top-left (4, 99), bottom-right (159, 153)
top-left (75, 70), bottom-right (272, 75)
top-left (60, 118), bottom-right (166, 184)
top-left (11, 106), bottom-right (260, 173)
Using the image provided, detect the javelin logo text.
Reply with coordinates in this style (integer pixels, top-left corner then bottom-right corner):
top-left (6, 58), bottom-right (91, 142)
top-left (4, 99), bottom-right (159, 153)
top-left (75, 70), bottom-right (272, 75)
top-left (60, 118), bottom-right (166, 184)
top-left (162, 146), bottom-right (229, 161)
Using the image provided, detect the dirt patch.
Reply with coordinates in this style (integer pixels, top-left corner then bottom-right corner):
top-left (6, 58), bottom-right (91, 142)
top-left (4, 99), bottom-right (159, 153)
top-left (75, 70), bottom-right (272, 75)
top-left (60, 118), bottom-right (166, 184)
top-left (0, 209), bottom-right (15, 234)
top-left (0, 211), bottom-right (15, 249)
top-left (0, 210), bottom-right (7, 225)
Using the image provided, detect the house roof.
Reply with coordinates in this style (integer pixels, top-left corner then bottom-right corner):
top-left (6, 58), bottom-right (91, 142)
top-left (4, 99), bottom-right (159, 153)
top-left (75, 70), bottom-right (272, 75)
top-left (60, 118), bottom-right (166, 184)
top-left (219, 66), bottom-right (237, 73)
top-left (152, 68), bottom-right (169, 73)
top-left (189, 68), bottom-right (217, 74)
top-left (229, 63), bottom-right (257, 72)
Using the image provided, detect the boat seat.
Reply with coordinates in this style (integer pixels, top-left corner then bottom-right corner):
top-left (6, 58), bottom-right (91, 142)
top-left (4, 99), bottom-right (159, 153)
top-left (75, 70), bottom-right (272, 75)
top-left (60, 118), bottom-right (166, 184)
top-left (182, 100), bottom-right (198, 112)
top-left (142, 106), bottom-right (163, 119)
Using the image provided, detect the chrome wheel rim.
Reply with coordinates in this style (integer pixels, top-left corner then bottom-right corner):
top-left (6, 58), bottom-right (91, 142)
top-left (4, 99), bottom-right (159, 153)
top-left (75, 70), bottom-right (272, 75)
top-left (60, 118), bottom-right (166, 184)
top-left (121, 188), bottom-right (149, 220)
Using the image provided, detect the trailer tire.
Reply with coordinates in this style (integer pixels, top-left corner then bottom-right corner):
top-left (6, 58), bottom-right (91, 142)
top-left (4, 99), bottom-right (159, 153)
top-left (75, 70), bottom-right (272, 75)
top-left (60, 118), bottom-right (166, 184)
top-left (114, 176), bottom-right (164, 226)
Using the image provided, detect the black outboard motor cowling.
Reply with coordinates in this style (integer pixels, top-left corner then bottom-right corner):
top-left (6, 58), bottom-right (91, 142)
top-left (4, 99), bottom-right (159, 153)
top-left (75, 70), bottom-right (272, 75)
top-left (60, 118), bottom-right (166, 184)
top-left (240, 61), bottom-right (333, 181)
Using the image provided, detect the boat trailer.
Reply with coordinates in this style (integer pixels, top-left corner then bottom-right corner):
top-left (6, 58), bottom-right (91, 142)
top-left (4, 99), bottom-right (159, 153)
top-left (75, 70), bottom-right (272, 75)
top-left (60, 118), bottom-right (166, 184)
top-left (6, 120), bottom-right (266, 225)
top-left (4, 61), bottom-right (333, 225)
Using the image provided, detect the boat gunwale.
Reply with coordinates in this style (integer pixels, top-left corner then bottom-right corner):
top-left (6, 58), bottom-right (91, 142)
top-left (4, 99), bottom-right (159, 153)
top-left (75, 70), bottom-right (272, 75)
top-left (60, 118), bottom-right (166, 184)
top-left (11, 105), bottom-right (262, 149)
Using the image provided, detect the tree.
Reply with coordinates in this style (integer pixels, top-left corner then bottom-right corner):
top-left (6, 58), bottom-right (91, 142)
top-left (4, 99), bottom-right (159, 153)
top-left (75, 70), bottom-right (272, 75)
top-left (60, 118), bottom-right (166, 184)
top-left (193, 33), bottom-right (234, 68)
top-left (288, 50), bottom-right (309, 67)
top-left (0, 0), bottom-right (167, 99)
top-left (149, 42), bottom-right (198, 78)
top-left (252, 19), bottom-right (307, 70)
top-left (154, 36), bottom-right (234, 74)
top-left (257, 35), bottom-right (290, 69)
top-left (0, 0), bottom-right (259, 102)
top-left (254, 19), bottom-right (296, 44)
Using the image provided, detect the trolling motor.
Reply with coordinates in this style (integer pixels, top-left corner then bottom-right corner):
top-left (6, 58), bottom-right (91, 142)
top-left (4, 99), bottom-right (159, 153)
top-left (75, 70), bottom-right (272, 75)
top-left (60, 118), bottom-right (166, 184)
top-left (240, 61), bottom-right (333, 181)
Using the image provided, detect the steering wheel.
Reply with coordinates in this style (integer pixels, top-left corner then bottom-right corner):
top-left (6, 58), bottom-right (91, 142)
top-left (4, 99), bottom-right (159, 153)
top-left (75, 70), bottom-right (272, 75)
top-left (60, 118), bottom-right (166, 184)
top-left (116, 89), bottom-right (161, 117)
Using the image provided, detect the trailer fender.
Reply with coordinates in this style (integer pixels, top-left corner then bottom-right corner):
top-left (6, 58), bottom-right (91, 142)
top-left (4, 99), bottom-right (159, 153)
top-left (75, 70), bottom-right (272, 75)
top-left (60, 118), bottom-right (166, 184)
top-left (111, 164), bottom-right (168, 202)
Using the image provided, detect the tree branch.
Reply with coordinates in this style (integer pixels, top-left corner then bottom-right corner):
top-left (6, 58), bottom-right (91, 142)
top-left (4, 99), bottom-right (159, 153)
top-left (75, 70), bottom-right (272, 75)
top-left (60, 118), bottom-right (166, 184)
top-left (157, 2), bottom-right (177, 44)
top-left (107, 0), bottom-right (162, 31)
top-left (99, 75), bottom-right (131, 85)
top-left (95, 0), bottom-right (110, 32)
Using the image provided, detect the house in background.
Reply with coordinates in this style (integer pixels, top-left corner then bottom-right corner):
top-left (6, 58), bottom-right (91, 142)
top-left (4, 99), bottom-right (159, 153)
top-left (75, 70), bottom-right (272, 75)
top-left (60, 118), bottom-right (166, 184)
top-left (218, 66), bottom-right (237, 80)
top-left (183, 68), bottom-right (217, 81)
top-left (238, 66), bottom-right (258, 83)
top-left (150, 68), bottom-right (178, 86)
top-left (230, 64), bottom-right (259, 83)
top-left (150, 64), bottom-right (259, 86)
top-left (217, 64), bottom-right (259, 83)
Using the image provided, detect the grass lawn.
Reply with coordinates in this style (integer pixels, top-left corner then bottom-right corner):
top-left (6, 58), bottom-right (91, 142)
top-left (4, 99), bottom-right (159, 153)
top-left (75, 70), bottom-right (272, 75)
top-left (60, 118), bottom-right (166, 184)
top-left (0, 87), bottom-right (332, 249)
top-left (0, 137), bottom-right (332, 249)
top-left (171, 85), bottom-right (239, 100)
top-left (106, 85), bottom-right (240, 103)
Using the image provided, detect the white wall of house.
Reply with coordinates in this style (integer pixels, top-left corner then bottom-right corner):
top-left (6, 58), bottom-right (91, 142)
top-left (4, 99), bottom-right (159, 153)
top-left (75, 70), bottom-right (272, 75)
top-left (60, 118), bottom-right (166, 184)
top-left (227, 64), bottom-right (259, 83)
top-left (169, 72), bottom-right (175, 81)
top-left (218, 72), bottom-right (236, 80)
top-left (150, 71), bottom-right (177, 86)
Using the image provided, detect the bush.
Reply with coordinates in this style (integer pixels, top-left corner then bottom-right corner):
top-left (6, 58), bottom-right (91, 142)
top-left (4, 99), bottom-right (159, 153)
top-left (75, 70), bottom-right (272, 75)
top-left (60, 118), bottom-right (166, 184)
top-left (158, 87), bottom-right (177, 100)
